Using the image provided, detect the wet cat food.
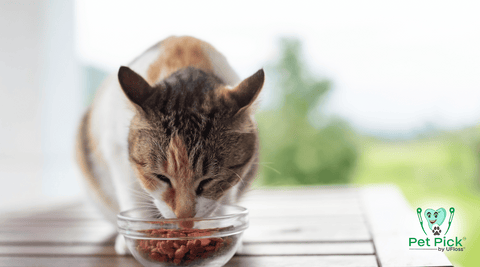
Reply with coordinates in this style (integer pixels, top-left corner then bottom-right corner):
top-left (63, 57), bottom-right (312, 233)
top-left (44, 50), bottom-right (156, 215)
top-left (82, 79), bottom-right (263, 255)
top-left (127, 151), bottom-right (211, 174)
top-left (136, 228), bottom-right (232, 265)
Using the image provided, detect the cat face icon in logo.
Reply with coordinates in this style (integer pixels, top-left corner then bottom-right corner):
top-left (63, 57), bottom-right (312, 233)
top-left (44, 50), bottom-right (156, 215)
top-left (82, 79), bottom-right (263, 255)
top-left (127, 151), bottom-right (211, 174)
top-left (416, 207), bottom-right (455, 236)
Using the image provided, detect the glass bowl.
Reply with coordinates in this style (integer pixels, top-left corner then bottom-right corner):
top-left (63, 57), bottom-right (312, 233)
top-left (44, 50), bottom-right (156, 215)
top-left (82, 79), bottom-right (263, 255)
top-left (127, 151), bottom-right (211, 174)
top-left (117, 205), bottom-right (248, 267)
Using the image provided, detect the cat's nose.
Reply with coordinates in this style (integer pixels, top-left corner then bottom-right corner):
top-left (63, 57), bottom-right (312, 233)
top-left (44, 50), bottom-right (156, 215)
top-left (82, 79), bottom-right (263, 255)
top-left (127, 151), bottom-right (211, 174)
top-left (175, 208), bottom-right (195, 219)
top-left (174, 202), bottom-right (195, 219)
top-left (173, 185), bottom-right (196, 219)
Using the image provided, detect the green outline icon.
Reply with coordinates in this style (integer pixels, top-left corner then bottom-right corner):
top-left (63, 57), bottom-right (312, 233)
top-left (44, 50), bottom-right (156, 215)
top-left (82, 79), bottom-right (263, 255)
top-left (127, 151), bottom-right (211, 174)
top-left (416, 208), bottom-right (427, 235)
top-left (444, 207), bottom-right (455, 235)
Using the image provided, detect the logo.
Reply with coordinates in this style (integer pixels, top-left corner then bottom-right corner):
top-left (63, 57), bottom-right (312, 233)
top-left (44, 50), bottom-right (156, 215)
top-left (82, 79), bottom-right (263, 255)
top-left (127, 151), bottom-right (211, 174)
top-left (416, 207), bottom-right (454, 236)
top-left (409, 206), bottom-right (465, 252)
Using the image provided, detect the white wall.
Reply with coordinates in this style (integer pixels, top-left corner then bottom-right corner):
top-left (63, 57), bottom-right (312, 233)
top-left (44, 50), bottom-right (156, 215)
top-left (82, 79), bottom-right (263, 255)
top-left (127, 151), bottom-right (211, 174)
top-left (0, 1), bottom-right (43, 158)
top-left (0, 0), bottom-right (83, 212)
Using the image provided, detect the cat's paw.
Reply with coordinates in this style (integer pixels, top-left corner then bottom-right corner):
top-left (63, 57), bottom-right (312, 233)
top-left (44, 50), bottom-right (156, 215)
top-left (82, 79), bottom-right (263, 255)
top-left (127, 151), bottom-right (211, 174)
top-left (235, 241), bottom-right (244, 255)
top-left (115, 234), bottom-right (131, 255)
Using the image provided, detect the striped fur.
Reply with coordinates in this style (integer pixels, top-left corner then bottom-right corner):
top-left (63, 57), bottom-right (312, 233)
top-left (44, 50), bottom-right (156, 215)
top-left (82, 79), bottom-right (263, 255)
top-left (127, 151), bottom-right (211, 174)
top-left (75, 36), bottom-right (263, 254)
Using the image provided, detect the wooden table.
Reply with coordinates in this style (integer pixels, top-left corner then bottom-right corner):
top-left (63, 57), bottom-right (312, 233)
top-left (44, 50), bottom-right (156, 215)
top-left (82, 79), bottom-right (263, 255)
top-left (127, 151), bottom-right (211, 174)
top-left (0, 185), bottom-right (453, 266)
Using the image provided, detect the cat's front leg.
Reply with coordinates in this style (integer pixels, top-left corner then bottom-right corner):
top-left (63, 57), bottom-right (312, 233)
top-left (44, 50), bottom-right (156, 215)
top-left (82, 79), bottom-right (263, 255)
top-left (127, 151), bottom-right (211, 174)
top-left (115, 234), bottom-right (131, 255)
top-left (105, 146), bottom-right (140, 255)
top-left (235, 241), bottom-right (244, 255)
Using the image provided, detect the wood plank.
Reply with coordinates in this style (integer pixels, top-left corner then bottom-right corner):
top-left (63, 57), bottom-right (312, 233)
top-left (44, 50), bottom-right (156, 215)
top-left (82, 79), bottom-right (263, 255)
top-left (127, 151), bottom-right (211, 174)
top-left (0, 255), bottom-right (378, 267)
top-left (241, 198), bottom-right (363, 218)
top-left (361, 185), bottom-right (453, 267)
top-left (238, 242), bottom-right (374, 256)
top-left (0, 219), bottom-right (112, 228)
top-left (240, 197), bottom-right (359, 205)
top-left (241, 187), bottom-right (362, 218)
top-left (0, 226), bottom-right (117, 244)
top-left (241, 192), bottom-right (359, 201)
top-left (250, 215), bottom-right (366, 225)
top-left (244, 186), bottom-right (358, 196)
top-left (244, 225), bottom-right (370, 243)
top-left (242, 200), bottom-right (362, 218)
top-left (246, 205), bottom-right (362, 218)
top-left (226, 255), bottom-right (378, 267)
top-left (240, 187), bottom-right (359, 202)
top-left (0, 242), bottom-right (374, 256)
top-left (0, 256), bottom-right (142, 267)
top-left (20, 210), bottom-right (105, 220)
top-left (0, 201), bottom-right (84, 218)
top-left (0, 244), bottom-right (116, 256)
top-left (245, 216), bottom-right (371, 242)
top-left (0, 202), bottom-right (106, 222)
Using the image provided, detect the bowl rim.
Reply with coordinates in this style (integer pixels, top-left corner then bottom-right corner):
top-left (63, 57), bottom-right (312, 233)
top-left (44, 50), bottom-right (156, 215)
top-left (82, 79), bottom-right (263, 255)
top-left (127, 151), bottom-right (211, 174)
top-left (117, 204), bottom-right (248, 223)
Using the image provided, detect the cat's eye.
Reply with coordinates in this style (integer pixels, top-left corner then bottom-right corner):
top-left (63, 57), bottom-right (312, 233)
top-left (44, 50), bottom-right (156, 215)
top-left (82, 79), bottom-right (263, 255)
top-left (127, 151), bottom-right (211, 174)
top-left (196, 178), bottom-right (214, 195)
top-left (156, 174), bottom-right (172, 187)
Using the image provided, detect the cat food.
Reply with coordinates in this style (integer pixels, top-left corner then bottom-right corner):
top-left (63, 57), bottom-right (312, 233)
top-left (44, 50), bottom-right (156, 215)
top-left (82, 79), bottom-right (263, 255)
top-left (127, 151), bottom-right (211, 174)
top-left (136, 228), bottom-right (232, 265)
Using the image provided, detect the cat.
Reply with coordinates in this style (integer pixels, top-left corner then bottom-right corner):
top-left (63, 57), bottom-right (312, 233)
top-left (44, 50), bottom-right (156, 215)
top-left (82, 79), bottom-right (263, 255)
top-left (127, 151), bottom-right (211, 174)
top-left (75, 36), bottom-right (264, 254)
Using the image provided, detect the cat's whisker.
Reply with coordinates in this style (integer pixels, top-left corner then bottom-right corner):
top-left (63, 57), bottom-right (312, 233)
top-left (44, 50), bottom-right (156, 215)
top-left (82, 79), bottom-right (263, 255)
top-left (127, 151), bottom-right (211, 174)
top-left (131, 199), bottom-right (155, 204)
top-left (119, 187), bottom-right (153, 198)
top-left (130, 200), bottom-right (156, 206)
top-left (255, 162), bottom-right (281, 174)
top-left (122, 191), bottom-right (151, 200)
top-left (129, 201), bottom-right (156, 206)
top-left (133, 192), bottom-right (153, 198)
top-left (132, 205), bottom-right (157, 210)
top-left (120, 188), bottom-right (156, 203)
top-left (117, 180), bottom-right (146, 190)
top-left (220, 167), bottom-right (247, 188)
top-left (129, 195), bottom-right (153, 202)
top-left (131, 204), bottom-right (156, 208)
top-left (118, 185), bottom-right (147, 193)
top-left (135, 205), bottom-right (156, 209)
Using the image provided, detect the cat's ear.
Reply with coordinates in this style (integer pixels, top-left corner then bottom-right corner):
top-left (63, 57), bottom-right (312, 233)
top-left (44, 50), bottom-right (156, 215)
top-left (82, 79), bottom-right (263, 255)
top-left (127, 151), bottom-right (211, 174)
top-left (230, 69), bottom-right (265, 113)
top-left (118, 66), bottom-right (154, 109)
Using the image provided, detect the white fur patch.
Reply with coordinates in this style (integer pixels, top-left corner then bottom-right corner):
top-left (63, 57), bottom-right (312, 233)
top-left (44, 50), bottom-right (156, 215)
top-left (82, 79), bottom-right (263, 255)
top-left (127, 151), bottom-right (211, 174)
top-left (115, 234), bottom-right (131, 255)
top-left (153, 198), bottom-right (176, 219)
top-left (151, 189), bottom-right (220, 219)
top-left (151, 187), bottom-right (176, 219)
top-left (195, 196), bottom-right (219, 218)
top-left (129, 43), bottom-right (162, 85)
top-left (202, 45), bottom-right (240, 86)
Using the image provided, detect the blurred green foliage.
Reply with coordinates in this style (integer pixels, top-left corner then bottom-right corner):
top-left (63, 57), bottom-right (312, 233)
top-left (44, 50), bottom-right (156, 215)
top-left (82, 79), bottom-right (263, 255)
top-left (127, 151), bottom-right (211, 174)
top-left (256, 39), bottom-right (358, 186)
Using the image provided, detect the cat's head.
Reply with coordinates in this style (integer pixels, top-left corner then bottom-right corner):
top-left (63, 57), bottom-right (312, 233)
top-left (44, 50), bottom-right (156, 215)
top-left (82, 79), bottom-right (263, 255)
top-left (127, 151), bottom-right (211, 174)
top-left (118, 66), bottom-right (264, 219)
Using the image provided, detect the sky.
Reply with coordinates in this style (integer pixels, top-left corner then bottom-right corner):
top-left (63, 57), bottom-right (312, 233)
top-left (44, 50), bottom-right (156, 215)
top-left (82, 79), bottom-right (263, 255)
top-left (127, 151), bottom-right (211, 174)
top-left (75, 0), bottom-right (480, 137)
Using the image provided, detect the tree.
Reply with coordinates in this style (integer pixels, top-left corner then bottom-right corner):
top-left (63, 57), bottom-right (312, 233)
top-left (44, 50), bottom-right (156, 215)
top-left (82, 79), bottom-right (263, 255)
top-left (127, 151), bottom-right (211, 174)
top-left (256, 38), bottom-right (358, 185)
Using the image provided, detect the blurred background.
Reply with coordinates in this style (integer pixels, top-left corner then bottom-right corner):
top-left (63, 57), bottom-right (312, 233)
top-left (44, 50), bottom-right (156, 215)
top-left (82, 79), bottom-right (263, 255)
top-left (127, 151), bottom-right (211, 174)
top-left (0, 0), bottom-right (479, 266)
